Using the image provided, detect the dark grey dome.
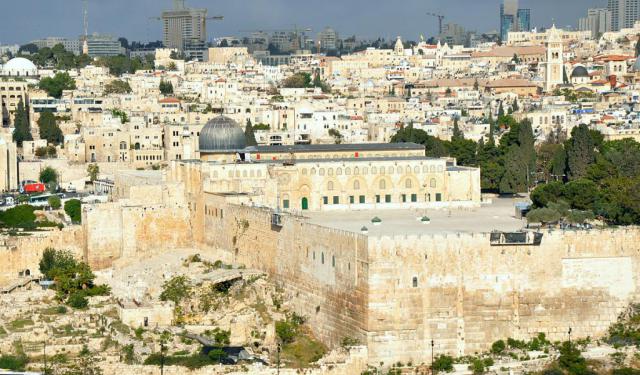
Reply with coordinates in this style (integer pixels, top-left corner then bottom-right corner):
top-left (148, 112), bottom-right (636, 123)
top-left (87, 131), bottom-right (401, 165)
top-left (199, 115), bottom-right (247, 152)
top-left (571, 66), bottom-right (589, 78)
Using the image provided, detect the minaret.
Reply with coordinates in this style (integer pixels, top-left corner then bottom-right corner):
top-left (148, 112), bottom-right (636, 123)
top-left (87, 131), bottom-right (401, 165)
top-left (544, 25), bottom-right (564, 92)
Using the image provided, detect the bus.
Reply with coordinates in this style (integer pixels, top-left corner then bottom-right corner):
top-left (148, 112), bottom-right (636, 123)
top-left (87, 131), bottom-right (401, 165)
top-left (28, 193), bottom-right (61, 207)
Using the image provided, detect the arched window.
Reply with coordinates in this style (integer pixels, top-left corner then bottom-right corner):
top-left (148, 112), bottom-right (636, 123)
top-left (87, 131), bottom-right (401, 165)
top-left (328, 168), bottom-right (334, 176)
top-left (345, 167), bottom-right (351, 175)
top-left (328, 181), bottom-right (334, 191)
top-left (379, 179), bottom-right (386, 189)
top-left (336, 168), bottom-right (342, 175)
top-left (430, 178), bottom-right (437, 188)
top-left (405, 179), bottom-right (412, 189)
top-left (430, 166), bottom-right (436, 173)
top-left (353, 180), bottom-right (360, 190)
top-left (414, 166), bottom-right (420, 173)
top-left (387, 166), bottom-right (394, 174)
top-left (119, 141), bottom-right (127, 150)
top-left (354, 167), bottom-right (359, 175)
top-left (311, 168), bottom-right (317, 175)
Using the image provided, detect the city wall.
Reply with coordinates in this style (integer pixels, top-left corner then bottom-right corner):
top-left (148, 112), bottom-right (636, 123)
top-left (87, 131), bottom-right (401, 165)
top-left (201, 195), bottom-right (370, 346)
top-left (82, 202), bottom-right (194, 269)
top-left (0, 228), bottom-right (84, 285)
top-left (366, 228), bottom-right (640, 365)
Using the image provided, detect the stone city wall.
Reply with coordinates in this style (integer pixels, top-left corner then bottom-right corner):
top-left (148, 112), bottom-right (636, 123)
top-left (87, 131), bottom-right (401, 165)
top-left (0, 227), bottom-right (84, 285)
top-left (201, 198), bottom-right (370, 347)
top-left (83, 202), bottom-right (193, 269)
top-left (366, 228), bottom-right (640, 366)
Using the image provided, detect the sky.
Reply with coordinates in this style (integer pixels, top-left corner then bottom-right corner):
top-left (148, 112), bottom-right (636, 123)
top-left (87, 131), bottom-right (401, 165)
top-left (0, 0), bottom-right (606, 45)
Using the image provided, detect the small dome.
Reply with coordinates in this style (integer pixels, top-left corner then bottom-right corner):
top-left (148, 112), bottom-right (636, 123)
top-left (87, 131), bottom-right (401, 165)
top-left (2, 57), bottom-right (37, 77)
top-left (198, 115), bottom-right (246, 153)
top-left (571, 66), bottom-right (589, 78)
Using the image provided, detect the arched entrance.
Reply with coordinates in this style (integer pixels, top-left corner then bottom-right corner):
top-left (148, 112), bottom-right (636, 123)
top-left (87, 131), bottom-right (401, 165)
top-left (301, 197), bottom-right (309, 210)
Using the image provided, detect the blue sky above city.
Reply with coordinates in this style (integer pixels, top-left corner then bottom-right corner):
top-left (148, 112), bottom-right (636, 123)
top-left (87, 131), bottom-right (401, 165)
top-left (1, 0), bottom-right (605, 44)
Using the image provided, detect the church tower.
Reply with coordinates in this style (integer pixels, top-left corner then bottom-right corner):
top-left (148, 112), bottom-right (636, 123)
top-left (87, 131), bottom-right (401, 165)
top-left (394, 36), bottom-right (404, 55)
top-left (544, 25), bottom-right (564, 92)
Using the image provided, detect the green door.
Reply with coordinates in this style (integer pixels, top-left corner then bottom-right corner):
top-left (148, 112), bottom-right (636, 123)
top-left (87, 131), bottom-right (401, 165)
top-left (301, 197), bottom-right (309, 210)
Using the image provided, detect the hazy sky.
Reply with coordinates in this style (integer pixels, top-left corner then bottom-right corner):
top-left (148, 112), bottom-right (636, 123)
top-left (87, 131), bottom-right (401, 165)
top-left (0, 0), bottom-right (606, 45)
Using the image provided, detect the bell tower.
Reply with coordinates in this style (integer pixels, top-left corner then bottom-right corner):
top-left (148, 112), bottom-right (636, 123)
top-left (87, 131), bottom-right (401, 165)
top-left (544, 25), bottom-right (564, 92)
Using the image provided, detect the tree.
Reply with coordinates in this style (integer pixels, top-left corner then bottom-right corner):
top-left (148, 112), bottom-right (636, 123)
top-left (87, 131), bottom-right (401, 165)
top-left (432, 355), bottom-right (454, 373)
top-left (518, 119), bottom-right (537, 189)
top-left (244, 119), bottom-right (257, 147)
top-left (159, 79), bottom-right (174, 95)
top-left (87, 164), bottom-right (99, 182)
top-left (566, 125), bottom-right (596, 180)
top-left (282, 72), bottom-right (312, 88)
top-left (104, 79), bottom-right (132, 95)
top-left (39, 72), bottom-right (76, 98)
top-left (37, 112), bottom-right (64, 145)
top-left (160, 276), bottom-right (192, 305)
top-left (328, 128), bottom-right (343, 144)
top-left (452, 118), bottom-right (464, 141)
top-left (48, 195), bottom-right (62, 210)
top-left (39, 167), bottom-right (58, 187)
top-left (12, 99), bottom-right (32, 147)
top-left (64, 199), bottom-right (82, 224)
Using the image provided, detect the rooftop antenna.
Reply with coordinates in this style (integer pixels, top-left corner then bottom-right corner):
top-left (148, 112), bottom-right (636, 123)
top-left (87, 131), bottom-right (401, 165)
top-left (82, 0), bottom-right (89, 55)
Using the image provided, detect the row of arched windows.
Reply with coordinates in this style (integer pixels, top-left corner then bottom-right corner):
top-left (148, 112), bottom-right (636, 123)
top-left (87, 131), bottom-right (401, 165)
top-left (301, 164), bottom-right (444, 177)
top-left (327, 178), bottom-right (437, 191)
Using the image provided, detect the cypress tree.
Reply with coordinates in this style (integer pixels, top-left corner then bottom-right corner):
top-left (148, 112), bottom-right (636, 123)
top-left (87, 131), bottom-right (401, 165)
top-left (566, 124), bottom-right (596, 180)
top-left (12, 99), bottom-right (33, 147)
top-left (244, 119), bottom-right (257, 147)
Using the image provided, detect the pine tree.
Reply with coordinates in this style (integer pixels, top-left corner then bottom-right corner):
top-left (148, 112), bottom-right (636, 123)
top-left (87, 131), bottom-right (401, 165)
top-left (517, 119), bottom-right (537, 189)
top-left (244, 119), bottom-right (257, 147)
top-left (512, 99), bottom-right (519, 112)
top-left (487, 113), bottom-right (495, 145)
top-left (498, 101), bottom-right (505, 118)
top-left (12, 99), bottom-right (33, 147)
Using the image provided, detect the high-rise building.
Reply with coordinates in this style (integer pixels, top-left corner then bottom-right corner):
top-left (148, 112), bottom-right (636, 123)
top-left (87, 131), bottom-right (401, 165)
top-left (517, 9), bottom-right (531, 32)
top-left (161, 0), bottom-right (207, 52)
top-left (84, 34), bottom-right (124, 57)
top-left (439, 23), bottom-right (467, 46)
top-left (608, 0), bottom-right (640, 31)
top-left (579, 8), bottom-right (612, 38)
top-left (317, 27), bottom-right (339, 52)
top-left (500, 0), bottom-right (531, 41)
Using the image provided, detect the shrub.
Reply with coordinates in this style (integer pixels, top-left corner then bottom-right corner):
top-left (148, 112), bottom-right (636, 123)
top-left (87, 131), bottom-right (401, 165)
top-left (275, 319), bottom-right (298, 344)
top-left (0, 355), bottom-right (28, 371)
top-left (558, 341), bottom-right (589, 375)
top-left (64, 199), bottom-right (82, 223)
top-left (48, 195), bottom-right (61, 210)
top-left (432, 355), bottom-right (454, 373)
top-left (0, 205), bottom-right (37, 229)
top-left (469, 358), bottom-right (485, 374)
top-left (39, 166), bottom-right (59, 185)
top-left (207, 348), bottom-right (227, 363)
top-left (68, 292), bottom-right (88, 309)
top-left (491, 339), bottom-right (505, 354)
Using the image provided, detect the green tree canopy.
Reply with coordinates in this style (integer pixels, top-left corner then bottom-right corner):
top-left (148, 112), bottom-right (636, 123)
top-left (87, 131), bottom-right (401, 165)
top-left (37, 112), bottom-right (64, 145)
top-left (566, 124), bottom-right (597, 180)
top-left (104, 79), bottom-right (132, 95)
top-left (39, 72), bottom-right (76, 98)
top-left (244, 119), bottom-right (257, 147)
top-left (12, 99), bottom-right (32, 147)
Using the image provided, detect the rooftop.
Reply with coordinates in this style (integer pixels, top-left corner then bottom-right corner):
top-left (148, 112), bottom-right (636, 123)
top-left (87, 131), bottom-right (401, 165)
top-left (305, 197), bottom-right (526, 236)
top-left (250, 142), bottom-right (424, 154)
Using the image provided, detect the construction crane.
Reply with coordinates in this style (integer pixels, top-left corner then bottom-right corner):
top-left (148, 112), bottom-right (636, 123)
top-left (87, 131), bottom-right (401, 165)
top-left (426, 12), bottom-right (445, 35)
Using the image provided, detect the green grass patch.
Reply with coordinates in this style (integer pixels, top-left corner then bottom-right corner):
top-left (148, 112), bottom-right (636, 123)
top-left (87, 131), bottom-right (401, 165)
top-left (281, 327), bottom-right (327, 368)
top-left (9, 318), bottom-right (34, 331)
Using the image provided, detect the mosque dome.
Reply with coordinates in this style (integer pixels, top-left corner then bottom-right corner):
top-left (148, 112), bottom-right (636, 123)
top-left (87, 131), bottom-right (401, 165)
top-left (571, 66), bottom-right (589, 78)
top-left (198, 115), bottom-right (247, 153)
top-left (1, 57), bottom-right (37, 77)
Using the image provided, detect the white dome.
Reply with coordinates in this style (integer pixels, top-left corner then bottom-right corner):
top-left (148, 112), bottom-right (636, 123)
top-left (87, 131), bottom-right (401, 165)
top-left (1, 57), bottom-right (37, 77)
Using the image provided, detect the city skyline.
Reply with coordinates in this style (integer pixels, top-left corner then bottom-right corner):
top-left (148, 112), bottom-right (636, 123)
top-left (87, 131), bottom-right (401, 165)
top-left (1, 0), bottom-right (605, 45)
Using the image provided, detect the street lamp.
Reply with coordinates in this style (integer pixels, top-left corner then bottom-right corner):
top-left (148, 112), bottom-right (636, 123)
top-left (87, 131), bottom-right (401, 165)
top-left (568, 327), bottom-right (572, 344)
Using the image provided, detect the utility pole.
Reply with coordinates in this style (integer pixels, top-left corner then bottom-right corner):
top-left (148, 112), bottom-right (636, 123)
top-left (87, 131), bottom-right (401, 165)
top-left (431, 339), bottom-right (435, 370)
top-left (43, 340), bottom-right (47, 375)
top-left (276, 342), bottom-right (281, 375)
top-left (160, 341), bottom-right (165, 375)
